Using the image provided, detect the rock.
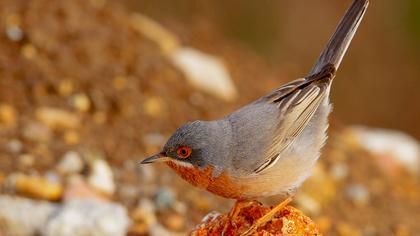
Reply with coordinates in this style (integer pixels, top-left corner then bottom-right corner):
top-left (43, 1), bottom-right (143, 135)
top-left (131, 198), bottom-right (157, 226)
top-left (42, 199), bottom-right (130, 236)
top-left (143, 97), bottom-right (164, 118)
top-left (58, 80), bottom-right (74, 97)
top-left (5, 139), bottom-right (23, 154)
top-left (18, 154), bottom-right (35, 168)
top-left (35, 107), bottom-right (80, 129)
top-left (64, 175), bottom-right (108, 202)
top-left (21, 44), bottom-right (37, 59)
top-left (155, 187), bottom-right (175, 210)
top-left (88, 159), bottom-right (116, 195)
top-left (63, 130), bottom-right (80, 145)
top-left (22, 121), bottom-right (52, 142)
top-left (169, 47), bottom-right (237, 101)
top-left (57, 151), bottom-right (84, 175)
top-left (5, 14), bottom-right (24, 42)
top-left (336, 222), bottom-right (362, 236)
top-left (0, 195), bottom-right (58, 236)
top-left (14, 174), bottom-right (63, 201)
top-left (190, 201), bottom-right (321, 236)
top-left (348, 126), bottom-right (420, 176)
top-left (329, 163), bottom-right (349, 181)
top-left (295, 193), bottom-right (322, 216)
top-left (0, 103), bottom-right (17, 128)
top-left (345, 184), bottom-right (370, 207)
top-left (163, 213), bottom-right (185, 231)
top-left (70, 93), bottom-right (91, 112)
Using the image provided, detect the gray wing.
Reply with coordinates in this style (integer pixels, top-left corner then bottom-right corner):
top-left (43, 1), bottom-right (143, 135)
top-left (253, 65), bottom-right (335, 173)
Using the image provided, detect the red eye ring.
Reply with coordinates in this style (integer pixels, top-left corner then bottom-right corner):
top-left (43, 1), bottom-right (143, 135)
top-left (176, 146), bottom-right (192, 159)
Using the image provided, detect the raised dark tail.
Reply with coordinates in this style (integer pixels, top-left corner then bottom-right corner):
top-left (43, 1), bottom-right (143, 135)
top-left (308, 0), bottom-right (369, 76)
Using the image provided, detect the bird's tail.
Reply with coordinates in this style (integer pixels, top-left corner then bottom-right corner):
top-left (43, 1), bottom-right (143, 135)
top-left (308, 0), bottom-right (369, 76)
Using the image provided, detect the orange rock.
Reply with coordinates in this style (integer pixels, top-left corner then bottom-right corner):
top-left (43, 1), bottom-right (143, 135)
top-left (15, 175), bottom-right (63, 201)
top-left (190, 201), bottom-right (321, 236)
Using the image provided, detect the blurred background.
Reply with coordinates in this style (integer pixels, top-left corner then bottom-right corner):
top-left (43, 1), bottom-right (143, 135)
top-left (0, 0), bottom-right (419, 235)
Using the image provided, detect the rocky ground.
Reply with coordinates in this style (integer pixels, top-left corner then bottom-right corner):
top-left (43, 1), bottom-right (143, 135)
top-left (0, 0), bottom-right (419, 236)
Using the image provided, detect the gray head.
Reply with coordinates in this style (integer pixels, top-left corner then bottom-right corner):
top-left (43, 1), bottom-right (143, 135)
top-left (141, 120), bottom-right (227, 169)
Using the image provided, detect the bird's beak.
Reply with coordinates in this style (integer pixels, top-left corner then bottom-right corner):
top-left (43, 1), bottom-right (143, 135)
top-left (140, 152), bottom-right (170, 164)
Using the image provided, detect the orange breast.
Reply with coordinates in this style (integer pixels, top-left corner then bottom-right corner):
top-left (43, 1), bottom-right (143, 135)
top-left (166, 161), bottom-right (246, 199)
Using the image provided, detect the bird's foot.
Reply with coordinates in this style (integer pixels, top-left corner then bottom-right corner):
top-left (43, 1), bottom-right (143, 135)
top-left (240, 197), bottom-right (293, 236)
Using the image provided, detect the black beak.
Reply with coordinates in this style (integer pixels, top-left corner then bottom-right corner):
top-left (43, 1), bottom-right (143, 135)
top-left (140, 152), bottom-right (170, 164)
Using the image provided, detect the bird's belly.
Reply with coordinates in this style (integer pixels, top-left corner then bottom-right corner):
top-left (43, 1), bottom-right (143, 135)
top-left (166, 161), bottom-right (291, 199)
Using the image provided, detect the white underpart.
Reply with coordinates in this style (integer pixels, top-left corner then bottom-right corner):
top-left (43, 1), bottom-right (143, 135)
top-left (169, 159), bottom-right (194, 168)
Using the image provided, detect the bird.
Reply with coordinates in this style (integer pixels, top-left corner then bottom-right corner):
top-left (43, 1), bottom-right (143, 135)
top-left (141, 0), bottom-right (368, 234)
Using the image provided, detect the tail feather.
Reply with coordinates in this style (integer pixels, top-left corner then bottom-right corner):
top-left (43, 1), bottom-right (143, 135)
top-left (309, 0), bottom-right (369, 76)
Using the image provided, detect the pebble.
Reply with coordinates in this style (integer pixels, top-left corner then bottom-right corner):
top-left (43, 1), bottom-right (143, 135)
top-left (14, 174), bottom-right (63, 201)
top-left (21, 44), bottom-right (37, 59)
top-left (163, 213), bottom-right (185, 231)
top-left (18, 154), bottom-right (35, 168)
top-left (6, 139), bottom-right (23, 154)
top-left (329, 163), bottom-right (349, 181)
top-left (36, 107), bottom-right (80, 129)
top-left (345, 184), bottom-right (370, 207)
top-left (71, 93), bottom-right (91, 112)
top-left (0, 195), bottom-right (58, 236)
top-left (155, 187), bottom-right (175, 210)
top-left (143, 97), bottom-right (163, 117)
top-left (350, 126), bottom-right (420, 176)
top-left (88, 159), bottom-right (116, 195)
top-left (169, 47), bottom-right (238, 101)
top-left (58, 80), bottom-right (74, 97)
top-left (0, 103), bottom-right (17, 127)
top-left (22, 122), bottom-right (52, 142)
top-left (63, 175), bottom-right (108, 202)
top-left (131, 198), bottom-right (157, 226)
top-left (42, 199), bottom-right (130, 236)
top-left (63, 130), bottom-right (80, 144)
top-left (6, 26), bottom-right (24, 42)
top-left (57, 151), bottom-right (84, 175)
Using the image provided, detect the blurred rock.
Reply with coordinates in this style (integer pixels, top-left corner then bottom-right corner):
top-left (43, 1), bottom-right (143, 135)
top-left (169, 47), bottom-right (237, 101)
top-left (18, 154), bottom-right (35, 168)
top-left (348, 126), bottom-right (420, 176)
top-left (88, 159), bottom-right (116, 195)
top-left (163, 213), bottom-right (185, 231)
top-left (13, 174), bottom-right (63, 201)
top-left (131, 198), bottom-right (157, 228)
top-left (143, 97), bottom-right (164, 118)
top-left (42, 199), bottom-right (130, 236)
top-left (6, 139), bottom-right (23, 154)
top-left (190, 201), bottom-right (321, 236)
top-left (21, 44), bottom-right (37, 59)
top-left (149, 224), bottom-right (185, 236)
top-left (329, 163), bottom-right (349, 181)
top-left (63, 130), bottom-right (80, 145)
top-left (70, 93), bottom-right (91, 112)
top-left (0, 195), bottom-right (58, 236)
top-left (0, 103), bottom-right (17, 128)
top-left (57, 151), bottom-right (84, 175)
top-left (155, 187), bottom-right (175, 211)
top-left (36, 107), bottom-right (80, 129)
top-left (57, 80), bottom-right (74, 97)
top-left (345, 184), bottom-right (370, 207)
top-left (5, 14), bottom-right (24, 42)
top-left (336, 222), bottom-right (362, 236)
top-left (295, 193), bottom-right (322, 215)
top-left (64, 175), bottom-right (108, 202)
top-left (22, 122), bottom-right (52, 143)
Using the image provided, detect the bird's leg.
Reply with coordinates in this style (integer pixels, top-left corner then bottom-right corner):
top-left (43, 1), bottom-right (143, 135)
top-left (240, 197), bottom-right (293, 236)
top-left (222, 200), bottom-right (254, 234)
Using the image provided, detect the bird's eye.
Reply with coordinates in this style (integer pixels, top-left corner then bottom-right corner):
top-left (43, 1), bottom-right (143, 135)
top-left (176, 146), bottom-right (192, 159)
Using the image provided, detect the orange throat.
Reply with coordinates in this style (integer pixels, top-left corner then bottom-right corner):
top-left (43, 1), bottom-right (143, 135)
top-left (166, 161), bottom-right (245, 199)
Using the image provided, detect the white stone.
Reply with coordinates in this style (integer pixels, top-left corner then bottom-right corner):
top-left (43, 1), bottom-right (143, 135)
top-left (351, 126), bottom-right (420, 175)
top-left (0, 195), bottom-right (58, 236)
top-left (88, 159), bottom-right (115, 195)
top-left (57, 151), bottom-right (84, 175)
top-left (169, 47), bottom-right (238, 101)
top-left (42, 199), bottom-right (130, 236)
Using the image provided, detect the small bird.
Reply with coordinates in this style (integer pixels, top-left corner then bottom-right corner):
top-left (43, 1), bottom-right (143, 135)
top-left (142, 0), bottom-right (368, 233)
